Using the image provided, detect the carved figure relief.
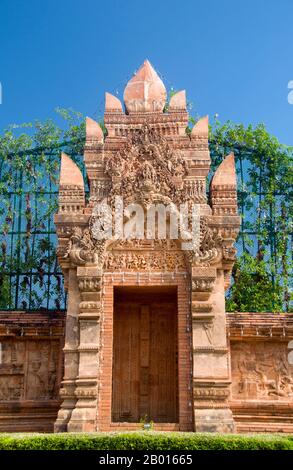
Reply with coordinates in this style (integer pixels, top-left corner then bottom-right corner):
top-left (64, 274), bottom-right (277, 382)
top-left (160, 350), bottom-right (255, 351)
top-left (0, 340), bottom-right (60, 402)
top-left (105, 250), bottom-right (187, 271)
top-left (231, 342), bottom-right (293, 400)
top-left (65, 226), bottom-right (107, 267)
top-left (0, 342), bottom-right (25, 400)
top-left (104, 125), bottom-right (188, 206)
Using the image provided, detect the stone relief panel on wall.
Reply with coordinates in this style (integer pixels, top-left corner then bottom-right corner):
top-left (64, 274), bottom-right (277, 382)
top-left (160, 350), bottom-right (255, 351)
top-left (105, 250), bottom-right (187, 272)
top-left (231, 342), bottom-right (293, 400)
top-left (0, 340), bottom-right (60, 401)
top-left (0, 341), bottom-right (25, 401)
top-left (104, 238), bottom-right (188, 271)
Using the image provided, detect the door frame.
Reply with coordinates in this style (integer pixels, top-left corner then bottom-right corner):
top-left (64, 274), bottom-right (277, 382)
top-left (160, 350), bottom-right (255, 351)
top-left (97, 272), bottom-right (193, 432)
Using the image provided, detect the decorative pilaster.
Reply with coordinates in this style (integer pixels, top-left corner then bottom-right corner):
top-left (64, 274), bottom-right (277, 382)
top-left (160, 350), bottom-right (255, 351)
top-left (190, 152), bottom-right (240, 432)
top-left (191, 267), bottom-right (234, 432)
top-left (54, 267), bottom-right (80, 432)
top-left (67, 266), bottom-right (102, 432)
top-left (54, 153), bottom-right (86, 432)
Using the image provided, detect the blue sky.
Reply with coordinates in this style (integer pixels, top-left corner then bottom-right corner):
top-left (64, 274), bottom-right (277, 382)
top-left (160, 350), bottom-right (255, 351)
top-left (0, 0), bottom-right (292, 144)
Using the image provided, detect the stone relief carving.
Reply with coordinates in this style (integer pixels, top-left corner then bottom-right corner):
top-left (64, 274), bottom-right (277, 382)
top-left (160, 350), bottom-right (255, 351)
top-left (0, 342), bottom-right (24, 401)
top-left (0, 340), bottom-right (59, 401)
top-left (104, 125), bottom-right (188, 206)
top-left (191, 218), bottom-right (222, 266)
top-left (26, 346), bottom-right (48, 400)
top-left (90, 180), bottom-right (111, 203)
top-left (181, 180), bottom-right (207, 203)
top-left (65, 226), bottom-right (107, 267)
top-left (222, 244), bottom-right (237, 262)
top-left (60, 125), bottom-right (227, 271)
top-left (192, 278), bottom-right (215, 292)
top-left (231, 342), bottom-right (293, 400)
top-left (105, 250), bottom-right (187, 271)
top-left (63, 215), bottom-right (224, 271)
top-left (103, 238), bottom-right (187, 271)
top-left (0, 376), bottom-right (23, 400)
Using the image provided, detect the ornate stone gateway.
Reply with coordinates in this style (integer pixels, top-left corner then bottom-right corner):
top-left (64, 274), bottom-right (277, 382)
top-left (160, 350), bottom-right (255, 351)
top-left (54, 60), bottom-right (240, 432)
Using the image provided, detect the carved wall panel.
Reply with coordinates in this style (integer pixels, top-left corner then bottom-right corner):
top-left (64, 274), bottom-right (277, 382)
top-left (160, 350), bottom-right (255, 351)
top-left (0, 339), bottom-right (61, 401)
top-left (0, 312), bottom-right (292, 432)
top-left (231, 341), bottom-right (293, 400)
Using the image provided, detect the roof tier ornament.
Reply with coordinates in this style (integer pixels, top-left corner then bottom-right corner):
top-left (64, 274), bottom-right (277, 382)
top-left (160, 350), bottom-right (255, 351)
top-left (123, 60), bottom-right (167, 113)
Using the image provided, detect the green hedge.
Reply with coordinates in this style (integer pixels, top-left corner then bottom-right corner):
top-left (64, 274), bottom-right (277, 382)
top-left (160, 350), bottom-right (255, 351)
top-left (0, 432), bottom-right (292, 450)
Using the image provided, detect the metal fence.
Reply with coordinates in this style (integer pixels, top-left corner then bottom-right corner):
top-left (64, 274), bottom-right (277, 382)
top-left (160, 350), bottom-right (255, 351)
top-left (0, 139), bottom-right (291, 311)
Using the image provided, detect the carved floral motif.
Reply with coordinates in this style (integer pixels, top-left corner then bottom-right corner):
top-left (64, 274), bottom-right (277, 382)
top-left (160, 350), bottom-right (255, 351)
top-left (188, 218), bottom-right (223, 267)
top-left (192, 278), bottom-right (215, 292)
top-left (105, 250), bottom-right (187, 271)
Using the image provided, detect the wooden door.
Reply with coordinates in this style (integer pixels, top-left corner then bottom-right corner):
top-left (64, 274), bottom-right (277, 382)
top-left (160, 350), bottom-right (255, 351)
top-left (149, 302), bottom-right (177, 422)
top-left (112, 289), bottom-right (178, 423)
top-left (112, 301), bottom-right (140, 422)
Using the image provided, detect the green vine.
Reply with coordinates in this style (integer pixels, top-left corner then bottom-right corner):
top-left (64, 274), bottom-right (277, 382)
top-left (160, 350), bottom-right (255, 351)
top-left (0, 108), bottom-right (86, 310)
top-left (208, 118), bottom-right (293, 312)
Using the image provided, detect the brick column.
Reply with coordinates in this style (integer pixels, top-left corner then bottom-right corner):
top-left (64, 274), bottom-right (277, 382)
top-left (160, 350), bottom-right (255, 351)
top-left (191, 267), bottom-right (234, 432)
top-left (54, 267), bottom-right (79, 432)
top-left (67, 266), bottom-right (102, 432)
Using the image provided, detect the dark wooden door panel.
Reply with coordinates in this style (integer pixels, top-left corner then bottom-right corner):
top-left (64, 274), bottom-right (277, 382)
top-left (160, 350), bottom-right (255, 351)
top-left (112, 290), bottom-right (178, 423)
top-left (112, 301), bottom-right (140, 422)
top-left (150, 303), bottom-right (177, 422)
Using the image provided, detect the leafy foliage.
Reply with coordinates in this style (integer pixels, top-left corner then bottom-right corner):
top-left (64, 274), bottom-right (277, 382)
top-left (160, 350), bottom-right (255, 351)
top-left (0, 109), bottom-right (86, 310)
top-left (0, 432), bottom-right (292, 450)
top-left (208, 119), bottom-right (292, 312)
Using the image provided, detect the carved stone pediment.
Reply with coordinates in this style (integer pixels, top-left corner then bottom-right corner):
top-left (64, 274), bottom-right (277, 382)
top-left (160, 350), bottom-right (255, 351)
top-left (63, 216), bottom-right (224, 270)
top-left (104, 125), bottom-right (188, 205)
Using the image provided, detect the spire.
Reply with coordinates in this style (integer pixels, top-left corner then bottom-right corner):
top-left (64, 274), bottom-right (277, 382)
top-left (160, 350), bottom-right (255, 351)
top-left (169, 90), bottom-right (186, 111)
top-left (105, 92), bottom-right (123, 113)
top-left (59, 153), bottom-right (84, 188)
top-left (85, 117), bottom-right (104, 143)
top-left (123, 60), bottom-right (167, 113)
top-left (191, 116), bottom-right (209, 138)
top-left (210, 153), bottom-right (237, 188)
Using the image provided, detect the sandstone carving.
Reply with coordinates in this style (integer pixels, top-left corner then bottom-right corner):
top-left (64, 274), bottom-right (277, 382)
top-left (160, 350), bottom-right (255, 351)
top-left (231, 342), bottom-right (293, 400)
top-left (0, 339), bottom-right (60, 402)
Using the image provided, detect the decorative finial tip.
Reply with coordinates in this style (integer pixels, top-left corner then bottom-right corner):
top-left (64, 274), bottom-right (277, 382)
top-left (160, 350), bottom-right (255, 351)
top-left (123, 60), bottom-right (166, 113)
